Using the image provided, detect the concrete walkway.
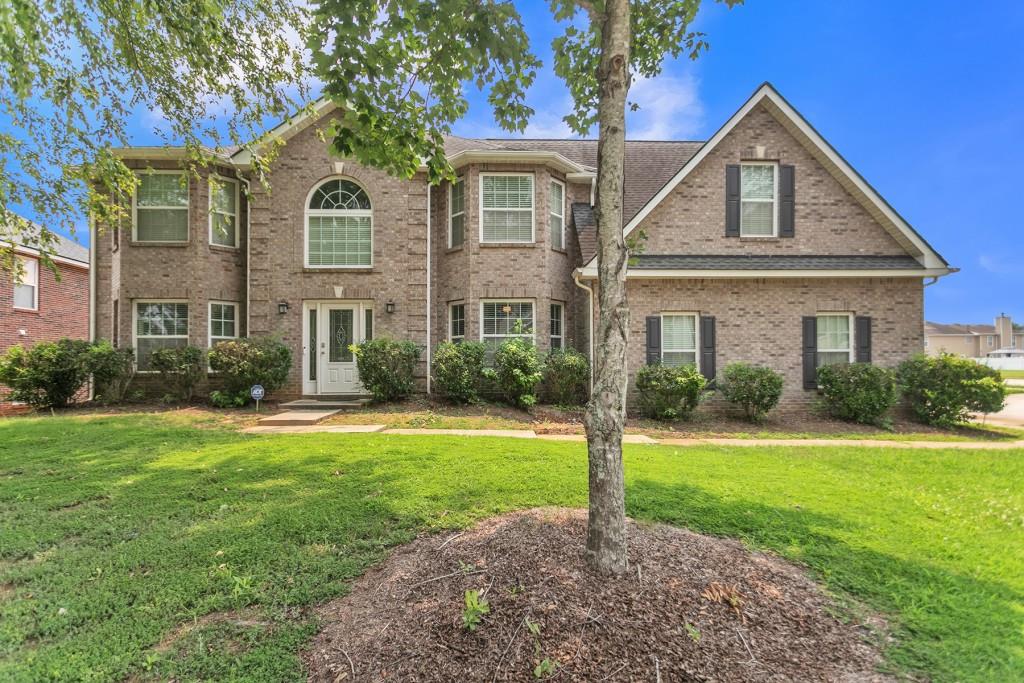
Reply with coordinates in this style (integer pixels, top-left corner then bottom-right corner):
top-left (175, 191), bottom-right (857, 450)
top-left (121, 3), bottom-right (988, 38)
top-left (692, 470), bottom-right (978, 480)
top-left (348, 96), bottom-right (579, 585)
top-left (979, 392), bottom-right (1024, 428)
top-left (240, 423), bottom-right (1024, 449)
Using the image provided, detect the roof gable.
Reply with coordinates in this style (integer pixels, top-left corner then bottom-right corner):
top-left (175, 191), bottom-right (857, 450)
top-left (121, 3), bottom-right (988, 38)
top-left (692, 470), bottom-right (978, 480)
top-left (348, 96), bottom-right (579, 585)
top-left (597, 83), bottom-right (948, 271)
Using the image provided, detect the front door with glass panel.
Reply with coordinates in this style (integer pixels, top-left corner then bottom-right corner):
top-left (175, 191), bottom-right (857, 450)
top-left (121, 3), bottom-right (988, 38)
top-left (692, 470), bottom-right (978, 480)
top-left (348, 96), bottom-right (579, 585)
top-left (318, 304), bottom-right (360, 394)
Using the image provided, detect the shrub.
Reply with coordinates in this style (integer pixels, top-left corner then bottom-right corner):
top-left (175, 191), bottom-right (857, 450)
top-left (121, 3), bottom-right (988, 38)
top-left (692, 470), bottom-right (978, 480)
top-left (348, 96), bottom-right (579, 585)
top-left (817, 362), bottom-right (899, 426)
top-left (0, 339), bottom-right (92, 408)
top-left (432, 341), bottom-right (486, 404)
top-left (541, 348), bottom-right (590, 406)
top-left (149, 346), bottom-right (204, 402)
top-left (87, 342), bottom-right (136, 404)
top-left (718, 362), bottom-right (783, 422)
top-left (351, 338), bottom-right (420, 402)
top-left (207, 337), bottom-right (292, 404)
top-left (897, 353), bottom-right (1006, 426)
top-left (483, 338), bottom-right (543, 408)
top-left (634, 363), bottom-right (708, 420)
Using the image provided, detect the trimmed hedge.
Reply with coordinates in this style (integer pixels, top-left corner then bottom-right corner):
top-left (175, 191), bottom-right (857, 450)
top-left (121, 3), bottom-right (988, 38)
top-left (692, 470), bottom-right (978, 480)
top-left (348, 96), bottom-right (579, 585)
top-left (483, 338), bottom-right (543, 408)
top-left (634, 363), bottom-right (707, 421)
top-left (541, 348), bottom-right (590, 406)
top-left (432, 341), bottom-right (486, 404)
top-left (897, 353), bottom-right (1006, 426)
top-left (0, 339), bottom-right (93, 408)
top-left (207, 337), bottom-right (292, 404)
top-left (817, 362), bottom-right (899, 426)
top-left (88, 342), bottom-right (136, 404)
top-left (718, 362), bottom-right (783, 422)
top-left (352, 338), bottom-right (420, 402)
top-left (150, 346), bottom-right (205, 402)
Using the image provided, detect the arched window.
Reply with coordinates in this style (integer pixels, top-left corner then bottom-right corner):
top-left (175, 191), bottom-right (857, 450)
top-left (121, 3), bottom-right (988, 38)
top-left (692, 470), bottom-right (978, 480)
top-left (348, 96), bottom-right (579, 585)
top-left (305, 178), bottom-right (373, 267)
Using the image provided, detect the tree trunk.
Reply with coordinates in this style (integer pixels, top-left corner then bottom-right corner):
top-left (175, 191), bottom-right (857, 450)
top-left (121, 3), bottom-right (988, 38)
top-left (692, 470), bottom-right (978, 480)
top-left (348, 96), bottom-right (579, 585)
top-left (584, 0), bottom-right (631, 576)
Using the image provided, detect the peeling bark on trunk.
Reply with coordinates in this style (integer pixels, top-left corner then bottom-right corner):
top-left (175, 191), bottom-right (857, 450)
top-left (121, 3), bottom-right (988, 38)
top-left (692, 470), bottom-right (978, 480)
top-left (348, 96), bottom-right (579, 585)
top-left (584, 0), bottom-right (631, 576)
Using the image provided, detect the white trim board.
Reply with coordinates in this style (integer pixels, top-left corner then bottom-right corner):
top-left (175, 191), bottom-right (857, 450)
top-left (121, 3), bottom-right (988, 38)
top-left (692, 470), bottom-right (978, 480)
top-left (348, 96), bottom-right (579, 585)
top-left (582, 82), bottom-right (949, 272)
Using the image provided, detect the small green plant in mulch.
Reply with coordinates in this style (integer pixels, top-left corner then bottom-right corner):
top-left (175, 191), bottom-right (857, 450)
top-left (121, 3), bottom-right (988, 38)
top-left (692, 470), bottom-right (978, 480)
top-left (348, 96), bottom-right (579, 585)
top-left (684, 622), bottom-right (701, 643)
top-left (462, 589), bottom-right (490, 631)
top-left (525, 617), bottom-right (558, 678)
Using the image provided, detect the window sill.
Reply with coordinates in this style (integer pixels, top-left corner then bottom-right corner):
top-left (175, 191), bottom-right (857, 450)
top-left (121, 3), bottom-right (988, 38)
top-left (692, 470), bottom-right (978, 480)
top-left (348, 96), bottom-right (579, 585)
top-left (130, 241), bottom-right (190, 248)
top-left (302, 267), bottom-right (374, 274)
top-left (446, 245), bottom-right (464, 254)
top-left (551, 247), bottom-right (568, 255)
top-left (738, 236), bottom-right (780, 241)
top-left (12, 307), bottom-right (39, 314)
top-left (479, 242), bottom-right (536, 249)
top-left (209, 244), bottom-right (241, 253)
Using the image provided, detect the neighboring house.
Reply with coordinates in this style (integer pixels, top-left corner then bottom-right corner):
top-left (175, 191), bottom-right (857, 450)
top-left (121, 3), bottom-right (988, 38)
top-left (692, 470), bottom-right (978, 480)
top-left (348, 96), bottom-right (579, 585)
top-left (925, 314), bottom-right (1024, 358)
top-left (2, 222), bottom-right (90, 352)
top-left (91, 83), bottom-right (952, 405)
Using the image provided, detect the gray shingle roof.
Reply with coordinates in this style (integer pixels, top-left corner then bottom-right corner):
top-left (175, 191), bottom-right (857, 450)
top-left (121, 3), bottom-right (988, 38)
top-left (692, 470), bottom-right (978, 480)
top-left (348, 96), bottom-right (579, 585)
top-left (925, 322), bottom-right (997, 335)
top-left (571, 203), bottom-right (596, 261)
top-left (629, 254), bottom-right (924, 271)
top-left (3, 217), bottom-right (89, 265)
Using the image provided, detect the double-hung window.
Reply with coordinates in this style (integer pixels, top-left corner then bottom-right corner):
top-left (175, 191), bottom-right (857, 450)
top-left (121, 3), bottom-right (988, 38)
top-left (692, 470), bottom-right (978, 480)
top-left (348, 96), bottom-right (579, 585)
top-left (134, 302), bottom-right (189, 370)
top-left (482, 301), bottom-right (534, 353)
top-left (135, 172), bottom-right (189, 242)
top-left (209, 302), bottom-right (237, 347)
top-left (661, 313), bottom-right (698, 367)
top-left (550, 303), bottom-right (563, 349)
top-left (209, 177), bottom-right (239, 248)
top-left (306, 178), bottom-right (373, 267)
top-left (550, 180), bottom-right (565, 249)
top-left (13, 256), bottom-right (38, 310)
top-left (449, 178), bottom-right (465, 247)
top-left (816, 314), bottom-right (853, 368)
top-left (481, 174), bottom-right (534, 243)
top-left (740, 163), bottom-right (777, 236)
top-left (450, 303), bottom-right (465, 342)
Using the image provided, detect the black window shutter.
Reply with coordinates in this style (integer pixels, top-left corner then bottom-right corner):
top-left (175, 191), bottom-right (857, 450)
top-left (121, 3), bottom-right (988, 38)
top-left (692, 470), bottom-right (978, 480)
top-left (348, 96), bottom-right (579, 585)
top-left (779, 164), bottom-right (795, 238)
top-left (645, 316), bottom-right (661, 365)
top-left (802, 316), bottom-right (818, 390)
top-left (725, 165), bottom-right (741, 237)
top-left (699, 316), bottom-right (716, 382)
top-left (855, 316), bottom-right (872, 363)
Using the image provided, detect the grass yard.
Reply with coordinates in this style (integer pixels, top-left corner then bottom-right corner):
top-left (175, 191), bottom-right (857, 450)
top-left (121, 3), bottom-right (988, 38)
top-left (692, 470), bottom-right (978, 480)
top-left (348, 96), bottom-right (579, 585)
top-left (0, 414), bottom-right (1021, 682)
top-left (1000, 369), bottom-right (1024, 379)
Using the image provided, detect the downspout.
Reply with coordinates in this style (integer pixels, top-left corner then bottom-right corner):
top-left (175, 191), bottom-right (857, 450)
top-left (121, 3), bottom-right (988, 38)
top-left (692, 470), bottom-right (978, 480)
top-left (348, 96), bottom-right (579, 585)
top-left (239, 175), bottom-right (252, 337)
top-left (425, 180), bottom-right (432, 394)
top-left (572, 269), bottom-right (595, 393)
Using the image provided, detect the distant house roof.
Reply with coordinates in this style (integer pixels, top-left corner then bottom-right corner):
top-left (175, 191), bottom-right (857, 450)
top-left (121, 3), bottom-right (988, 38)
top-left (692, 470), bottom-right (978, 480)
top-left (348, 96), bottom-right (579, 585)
top-left (3, 217), bottom-right (89, 266)
top-left (925, 322), bottom-right (997, 336)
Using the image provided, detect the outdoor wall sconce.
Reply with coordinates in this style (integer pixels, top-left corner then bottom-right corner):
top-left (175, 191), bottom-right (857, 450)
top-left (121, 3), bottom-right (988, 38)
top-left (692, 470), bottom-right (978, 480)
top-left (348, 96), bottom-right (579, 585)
top-left (277, 301), bottom-right (290, 315)
top-left (386, 300), bottom-right (396, 314)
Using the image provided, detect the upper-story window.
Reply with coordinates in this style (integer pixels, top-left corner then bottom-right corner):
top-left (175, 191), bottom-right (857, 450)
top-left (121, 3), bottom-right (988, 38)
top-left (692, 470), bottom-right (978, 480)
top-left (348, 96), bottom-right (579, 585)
top-left (209, 176), bottom-right (239, 248)
top-left (13, 256), bottom-right (38, 310)
top-left (449, 178), bottom-right (465, 248)
top-left (306, 178), bottom-right (372, 267)
top-left (550, 180), bottom-right (565, 250)
top-left (135, 172), bottom-right (189, 242)
top-left (481, 174), bottom-right (534, 243)
top-left (740, 163), bottom-right (777, 237)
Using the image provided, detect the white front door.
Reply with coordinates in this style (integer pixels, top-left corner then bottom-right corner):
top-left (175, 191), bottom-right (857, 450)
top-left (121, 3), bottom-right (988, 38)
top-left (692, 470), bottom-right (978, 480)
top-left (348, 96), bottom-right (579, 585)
top-left (318, 304), bottom-right (361, 394)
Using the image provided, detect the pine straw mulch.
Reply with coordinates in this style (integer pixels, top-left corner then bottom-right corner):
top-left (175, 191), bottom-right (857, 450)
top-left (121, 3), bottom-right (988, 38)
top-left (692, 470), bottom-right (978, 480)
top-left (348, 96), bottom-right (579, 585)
top-left (304, 508), bottom-right (892, 682)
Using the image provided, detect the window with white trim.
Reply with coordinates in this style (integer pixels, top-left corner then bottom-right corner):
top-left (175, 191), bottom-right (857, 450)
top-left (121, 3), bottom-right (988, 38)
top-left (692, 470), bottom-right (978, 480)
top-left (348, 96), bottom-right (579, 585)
top-left (209, 177), bottom-right (239, 248)
top-left (134, 302), bottom-right (189, 370)
top-left (550, 180), bottom-right (564, 249)
top-left (13, 256), bottom-right (38, 310)
top-left (481, 174), bottom-right (534, 243)
top-left (661, 313), bottom-right (698, 367)
top-left (816, 314), bottom-right (853, 368)
top-left (482, 301), bottom-right (534, 353)
top-left (550, 302), bottom-right (563, 349)
top-left (449, 178), bottom-right (465, 247)
top-left (450, 303), bottom-right (465, 342)
top-left (740, 163), bottom-right (777, 236)
top-left (135, 172), bottom-right (189, 242)
top-left (209, 302), bottom-right (237, 346)
top-left (988, 335), bottom-right (995, 348)
top-left (306, 178), bottom-right (372, 267)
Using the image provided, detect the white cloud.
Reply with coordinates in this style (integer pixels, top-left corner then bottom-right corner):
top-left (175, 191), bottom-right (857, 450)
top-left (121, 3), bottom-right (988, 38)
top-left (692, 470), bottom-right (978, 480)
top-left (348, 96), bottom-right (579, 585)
top-left (627, 72), bottom-right (704, 140)
top-left (978, 253), bottom-right (1024, 275)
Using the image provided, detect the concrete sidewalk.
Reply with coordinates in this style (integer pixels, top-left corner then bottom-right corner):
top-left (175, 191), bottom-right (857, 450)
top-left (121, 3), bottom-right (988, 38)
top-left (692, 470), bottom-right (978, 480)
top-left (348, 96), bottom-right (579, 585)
top-left (241, 424), bottom-right (1024, 449)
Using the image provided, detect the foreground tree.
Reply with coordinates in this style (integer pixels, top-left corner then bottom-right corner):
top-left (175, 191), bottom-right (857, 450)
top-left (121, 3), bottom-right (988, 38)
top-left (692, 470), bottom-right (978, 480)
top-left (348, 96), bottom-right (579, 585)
top-left (312, 0), bottom-right (730, 574)
top-left (0, 0), bottom-right (311, 271)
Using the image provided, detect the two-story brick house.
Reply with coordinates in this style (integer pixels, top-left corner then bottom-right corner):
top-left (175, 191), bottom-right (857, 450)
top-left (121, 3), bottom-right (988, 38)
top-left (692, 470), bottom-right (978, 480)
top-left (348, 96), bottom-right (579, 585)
top-left (91, 83), bottom-right (952, 404)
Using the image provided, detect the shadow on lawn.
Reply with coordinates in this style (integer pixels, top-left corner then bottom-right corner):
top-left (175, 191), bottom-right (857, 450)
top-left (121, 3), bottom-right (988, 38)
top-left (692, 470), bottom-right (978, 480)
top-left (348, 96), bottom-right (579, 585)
top-left (0, 418), bottom-right (1020, 681)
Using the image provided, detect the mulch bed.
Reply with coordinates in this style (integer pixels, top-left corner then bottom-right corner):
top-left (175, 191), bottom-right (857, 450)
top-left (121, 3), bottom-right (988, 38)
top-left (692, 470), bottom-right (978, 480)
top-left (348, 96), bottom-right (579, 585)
top-left (304, 508), bottom-right (891, 682)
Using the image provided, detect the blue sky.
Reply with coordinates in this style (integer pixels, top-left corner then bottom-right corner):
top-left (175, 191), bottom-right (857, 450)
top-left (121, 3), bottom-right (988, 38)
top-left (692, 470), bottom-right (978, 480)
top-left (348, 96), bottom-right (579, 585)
top-left (46, 1), bottom-right (1024, 324)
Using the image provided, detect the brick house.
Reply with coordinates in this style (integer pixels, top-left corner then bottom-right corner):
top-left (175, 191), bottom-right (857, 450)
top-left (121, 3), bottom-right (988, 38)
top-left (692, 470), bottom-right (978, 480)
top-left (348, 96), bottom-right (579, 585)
top-left (91, 83), bottom-right (952, 405)
top-left (2, 223), bottom-right (90, 353)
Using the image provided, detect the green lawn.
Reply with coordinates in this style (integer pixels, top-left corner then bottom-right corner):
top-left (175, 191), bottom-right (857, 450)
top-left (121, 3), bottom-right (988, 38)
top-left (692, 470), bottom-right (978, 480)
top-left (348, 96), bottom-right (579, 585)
top-left (1, 415), bottom-right (1022, 682)
top-left (1001, 369), bottom-right (1024, 379)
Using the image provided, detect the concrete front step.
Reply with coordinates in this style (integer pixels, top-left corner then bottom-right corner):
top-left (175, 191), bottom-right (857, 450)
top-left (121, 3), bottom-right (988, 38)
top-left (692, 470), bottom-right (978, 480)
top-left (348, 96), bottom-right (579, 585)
top-left (257, 409), bottom-right (340, 426)
top-left (280, 398), bottom-right (370, 410)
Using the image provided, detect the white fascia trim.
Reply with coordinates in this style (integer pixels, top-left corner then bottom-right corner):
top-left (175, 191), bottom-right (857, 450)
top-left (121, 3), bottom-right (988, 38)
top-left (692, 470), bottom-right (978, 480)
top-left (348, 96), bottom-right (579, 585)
top-left (447, 150), bottom-right (586, 175)
top-left (565, 171), bottom-right (596, 182)
top-left (230, 99), bottom-right (338, 166)
top-left (9, 244), bottom-right (89, 270)
top-left (110, 147), bottom-right (233, 162)
top-left (577, 267), bottom-right (954, 279)
top-left (584, 83), bottom-right (949, 271)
